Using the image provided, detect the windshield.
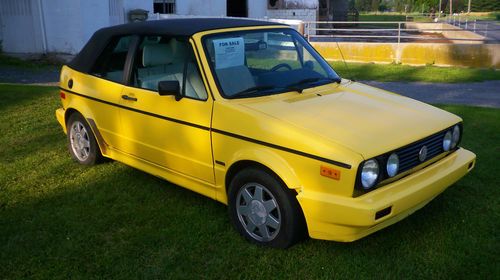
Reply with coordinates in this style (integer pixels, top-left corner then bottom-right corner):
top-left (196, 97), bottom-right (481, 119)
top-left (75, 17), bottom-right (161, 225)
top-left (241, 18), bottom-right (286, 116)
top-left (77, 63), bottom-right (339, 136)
top-left (203, 28), bottom-right (341, 99)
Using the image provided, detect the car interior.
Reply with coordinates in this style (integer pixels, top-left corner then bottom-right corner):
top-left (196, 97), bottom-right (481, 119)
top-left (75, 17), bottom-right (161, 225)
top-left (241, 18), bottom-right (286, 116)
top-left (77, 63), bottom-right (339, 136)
top-left (133, 37), bottom-right (207, 100)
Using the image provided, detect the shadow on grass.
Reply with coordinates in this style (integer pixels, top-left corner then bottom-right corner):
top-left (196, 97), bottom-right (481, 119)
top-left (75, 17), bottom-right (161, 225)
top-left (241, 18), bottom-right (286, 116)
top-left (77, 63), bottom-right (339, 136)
top-left (0, 84), bottom-right (58, 111)
top-left (1, 159), bottom-right (487, 279)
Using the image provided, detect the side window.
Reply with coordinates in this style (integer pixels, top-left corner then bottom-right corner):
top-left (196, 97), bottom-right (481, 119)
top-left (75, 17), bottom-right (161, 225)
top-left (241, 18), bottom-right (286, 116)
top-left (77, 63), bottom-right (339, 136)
top-left (183, 49), bottom-right (208, 100)
top-left (131, 36), bottom-right (207, 100)
top-left (90, 36), bottom-right (133, 83)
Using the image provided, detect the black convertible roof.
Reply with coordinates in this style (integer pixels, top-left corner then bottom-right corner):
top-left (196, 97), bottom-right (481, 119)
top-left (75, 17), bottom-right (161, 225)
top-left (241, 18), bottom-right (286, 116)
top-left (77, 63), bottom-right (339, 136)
top-left (69, 18), bottom-right (286, 72)
top-left (95, 18), bottom-right (284, 37)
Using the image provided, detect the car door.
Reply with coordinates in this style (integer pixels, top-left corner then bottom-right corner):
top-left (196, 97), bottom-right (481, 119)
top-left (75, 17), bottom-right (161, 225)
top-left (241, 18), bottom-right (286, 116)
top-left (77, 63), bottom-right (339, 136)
top-left (116, 36), bottom-right (214, 183)
top-left (84, 35), bottom-right (136, 148)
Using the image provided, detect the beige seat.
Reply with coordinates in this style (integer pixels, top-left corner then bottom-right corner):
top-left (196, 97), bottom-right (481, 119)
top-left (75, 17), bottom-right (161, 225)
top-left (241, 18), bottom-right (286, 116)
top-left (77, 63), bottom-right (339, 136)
top-left (140, 42), bottom-right (184, 90)
top-left (140, 39), bottom-right (207, 99)
top-left (215, 65), bottom-right (255, 96)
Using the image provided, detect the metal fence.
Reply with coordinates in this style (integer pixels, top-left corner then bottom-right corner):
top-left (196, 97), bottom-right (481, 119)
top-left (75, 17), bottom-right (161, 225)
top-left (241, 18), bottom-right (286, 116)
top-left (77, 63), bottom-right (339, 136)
top-left (446, 15), bottom-right (491, 37)
top-left (303, 20), bottom-right (499, 43)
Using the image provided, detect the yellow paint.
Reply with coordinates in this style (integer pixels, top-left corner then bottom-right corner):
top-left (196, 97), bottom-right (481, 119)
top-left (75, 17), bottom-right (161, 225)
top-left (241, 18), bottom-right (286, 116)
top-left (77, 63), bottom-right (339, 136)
top-left (56, 25), bottom-right (476, 242)
top-left (312, 42), bottom-right (500, 68)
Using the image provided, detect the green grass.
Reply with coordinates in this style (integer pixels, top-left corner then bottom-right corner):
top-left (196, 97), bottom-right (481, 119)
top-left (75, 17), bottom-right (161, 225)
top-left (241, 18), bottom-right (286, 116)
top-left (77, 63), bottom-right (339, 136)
top-left (465, 11), bottom-right (500, 21)
top-left (249, 57), bottom-right (500, 83)
top-left (330, 61), bottom-right (500, 83)
top-left (1, 84), bottom-right (499, 279)
top-left (0, 53), bottom-right (61, 70)
top-left (359, 13), bottom-right (407, 22)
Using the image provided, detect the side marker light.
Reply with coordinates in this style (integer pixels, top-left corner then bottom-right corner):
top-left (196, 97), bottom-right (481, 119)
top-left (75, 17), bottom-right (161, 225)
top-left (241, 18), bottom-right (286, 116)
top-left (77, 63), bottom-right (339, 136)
top-left (320, 166), bottom-right (341, 180)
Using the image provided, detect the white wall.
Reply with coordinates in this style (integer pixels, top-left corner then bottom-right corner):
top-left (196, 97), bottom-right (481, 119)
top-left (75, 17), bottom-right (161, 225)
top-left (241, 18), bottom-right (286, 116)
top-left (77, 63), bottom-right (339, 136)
top-left (123, 0), bottom-right (153, 15)
top-left (176, 0), bottom-right (226, 17)
top-left (267, 8), bottom-right (317, 21)
top-left (248, 0), bottom-right (267, 18)
top-left (0, 0), bottom-right (45, 53)
top-left (39, 0), bottom-right (113, 54)
top-left (1, 0), bottom-right (153, 54)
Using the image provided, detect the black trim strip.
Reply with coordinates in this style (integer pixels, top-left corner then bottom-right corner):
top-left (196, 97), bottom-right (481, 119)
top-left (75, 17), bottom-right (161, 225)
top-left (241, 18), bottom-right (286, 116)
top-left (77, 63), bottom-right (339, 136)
top-left (61, 87), bottom-right (351, 169)
top-left (212, 128), bottom-right (351, 169)
top-left (60, 87), bottom-right (210, 131)
top-left (215, 160), bottom-right (226, 166)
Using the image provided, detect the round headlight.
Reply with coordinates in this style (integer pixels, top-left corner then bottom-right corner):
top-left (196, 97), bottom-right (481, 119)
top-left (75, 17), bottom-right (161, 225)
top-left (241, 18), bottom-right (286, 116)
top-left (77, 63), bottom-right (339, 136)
top-left (386, 153), bottom-right (399, 177)
top-left (361, 159), bottom-right (379, 189)
top-left (451, 125), bottom-right (460, 149)
top-left (443, 131), bottom-right (452, 151)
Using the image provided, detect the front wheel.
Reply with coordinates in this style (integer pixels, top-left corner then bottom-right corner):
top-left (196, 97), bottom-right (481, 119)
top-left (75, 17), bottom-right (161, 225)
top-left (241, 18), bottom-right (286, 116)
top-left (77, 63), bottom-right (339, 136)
top-left (67, 113), bottom-right (102, 165)
top-left (228, 168), bottom-right (306, 248)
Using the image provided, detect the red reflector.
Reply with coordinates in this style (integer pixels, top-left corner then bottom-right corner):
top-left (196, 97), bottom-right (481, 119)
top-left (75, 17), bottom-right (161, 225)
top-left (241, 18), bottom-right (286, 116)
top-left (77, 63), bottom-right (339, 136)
top-left (60, 91), bottom-right (66, 99)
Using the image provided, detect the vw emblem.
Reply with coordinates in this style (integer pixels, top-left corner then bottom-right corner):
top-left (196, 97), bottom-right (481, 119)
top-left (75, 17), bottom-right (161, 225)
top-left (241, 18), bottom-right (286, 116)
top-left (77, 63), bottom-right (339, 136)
top-left (418, 145), bottom-right (428, 162)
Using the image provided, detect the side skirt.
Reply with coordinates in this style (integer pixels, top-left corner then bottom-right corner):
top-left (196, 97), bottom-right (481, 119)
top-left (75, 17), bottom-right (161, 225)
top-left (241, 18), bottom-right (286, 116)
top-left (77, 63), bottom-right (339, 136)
top-left (106, 147), bottom-right (218, 201)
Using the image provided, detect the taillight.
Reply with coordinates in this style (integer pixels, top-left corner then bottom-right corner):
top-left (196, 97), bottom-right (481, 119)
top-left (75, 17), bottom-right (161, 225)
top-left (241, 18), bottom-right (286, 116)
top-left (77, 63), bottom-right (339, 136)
top-left (60, 91), bottom-right (66, 99)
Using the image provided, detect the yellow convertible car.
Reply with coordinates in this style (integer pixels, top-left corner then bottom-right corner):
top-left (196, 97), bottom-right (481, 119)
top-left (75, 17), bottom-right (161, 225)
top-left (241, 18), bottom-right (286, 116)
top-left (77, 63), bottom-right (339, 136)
top-left (56, 18), bottom-right (476, 248)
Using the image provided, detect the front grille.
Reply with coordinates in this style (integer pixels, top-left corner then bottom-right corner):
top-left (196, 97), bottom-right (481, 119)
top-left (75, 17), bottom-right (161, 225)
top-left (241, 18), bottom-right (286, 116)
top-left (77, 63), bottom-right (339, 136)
top-left (354, 124), bottom-right (462, 195)
top-left (395, 130), bottom-right (446, 173)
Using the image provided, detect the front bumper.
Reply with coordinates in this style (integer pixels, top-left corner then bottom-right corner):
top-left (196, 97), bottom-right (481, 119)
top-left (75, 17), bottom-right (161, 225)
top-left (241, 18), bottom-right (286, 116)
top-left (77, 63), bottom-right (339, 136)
top-left (297, 148), bottom-right (476, 242)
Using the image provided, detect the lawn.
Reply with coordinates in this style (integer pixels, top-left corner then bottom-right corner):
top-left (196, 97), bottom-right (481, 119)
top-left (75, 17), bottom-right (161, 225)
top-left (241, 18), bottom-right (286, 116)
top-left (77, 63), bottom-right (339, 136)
top-left (359, 13), bottom-right (407, 22)
top-left (0, 53), bottom-right (60, 70)
top-left (329, 61), bottom-right (500, 83)
top-left (0, 84), bottom-right (498, 279)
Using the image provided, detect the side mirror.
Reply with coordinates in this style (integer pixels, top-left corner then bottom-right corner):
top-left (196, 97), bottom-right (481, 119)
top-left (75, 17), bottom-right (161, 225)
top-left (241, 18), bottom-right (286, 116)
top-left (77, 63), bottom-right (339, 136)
top-left (158, 80), bottom-right (182, 101)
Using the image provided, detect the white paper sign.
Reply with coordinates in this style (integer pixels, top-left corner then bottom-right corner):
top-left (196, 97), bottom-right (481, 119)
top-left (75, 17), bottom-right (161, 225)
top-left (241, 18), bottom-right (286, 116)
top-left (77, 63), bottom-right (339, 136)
top-left (213, 37), bottom-right (245, 69)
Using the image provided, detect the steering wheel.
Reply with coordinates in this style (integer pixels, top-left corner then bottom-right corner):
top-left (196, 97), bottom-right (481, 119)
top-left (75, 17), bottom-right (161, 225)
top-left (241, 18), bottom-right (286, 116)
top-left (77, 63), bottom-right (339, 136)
top-left (270, 63), bottom-right (292, 72)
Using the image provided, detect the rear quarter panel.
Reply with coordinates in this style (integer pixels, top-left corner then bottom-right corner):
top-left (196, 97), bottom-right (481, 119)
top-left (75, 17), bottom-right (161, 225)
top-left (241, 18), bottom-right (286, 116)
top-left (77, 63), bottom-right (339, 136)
top-left (60, 66), bottom-right (123, 150)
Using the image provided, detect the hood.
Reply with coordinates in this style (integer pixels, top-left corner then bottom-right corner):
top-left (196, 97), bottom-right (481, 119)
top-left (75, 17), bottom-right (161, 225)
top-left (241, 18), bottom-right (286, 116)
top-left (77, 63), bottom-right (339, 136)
top-left (239, 81), bottom-right (461, 159)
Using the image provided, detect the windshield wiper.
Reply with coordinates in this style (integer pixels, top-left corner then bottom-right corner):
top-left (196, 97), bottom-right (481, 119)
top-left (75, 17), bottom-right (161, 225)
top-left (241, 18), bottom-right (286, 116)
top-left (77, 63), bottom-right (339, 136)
top-left (285, 77), bottom-right (341, 93)
top-left (229, 85), bottom-right (275, 99)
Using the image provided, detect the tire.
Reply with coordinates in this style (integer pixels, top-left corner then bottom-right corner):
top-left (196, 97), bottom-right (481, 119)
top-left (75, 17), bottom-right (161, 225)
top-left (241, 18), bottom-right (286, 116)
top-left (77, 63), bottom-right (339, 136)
top-left (228, 167), bottom-right (307, 248)
top-left (67, 113), bottom-right (102, 165)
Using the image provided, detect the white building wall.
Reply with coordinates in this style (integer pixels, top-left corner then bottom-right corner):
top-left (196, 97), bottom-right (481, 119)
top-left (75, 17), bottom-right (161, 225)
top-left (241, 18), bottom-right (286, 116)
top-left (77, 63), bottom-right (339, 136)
top-left (176, 0), bottom-right (226, 17)
top-left (123, 0), bottom-right (152, 12)
top-left (248, 0), bottom-right (267, 18)
top-left (1, 0), bottom-right (320, 54)
top-left (0, 0), bottom-right (45, 53)
top-left (267, 8), bottom-right (317, 22)
top-left (1, 0), bottom-right (152, 54)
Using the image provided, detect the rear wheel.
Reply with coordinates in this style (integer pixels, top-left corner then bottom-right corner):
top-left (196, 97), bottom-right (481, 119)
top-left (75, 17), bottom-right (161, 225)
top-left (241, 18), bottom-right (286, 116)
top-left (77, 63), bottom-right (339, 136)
top-left (67, 113), bottom-right (102, 165)
top-left (228, 167), bottom-right (306, 248)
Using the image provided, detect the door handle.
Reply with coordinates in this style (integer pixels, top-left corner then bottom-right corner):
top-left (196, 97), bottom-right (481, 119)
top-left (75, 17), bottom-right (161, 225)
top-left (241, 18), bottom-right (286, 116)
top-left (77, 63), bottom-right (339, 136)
top-left (121, 95), bottom-right (137, 101)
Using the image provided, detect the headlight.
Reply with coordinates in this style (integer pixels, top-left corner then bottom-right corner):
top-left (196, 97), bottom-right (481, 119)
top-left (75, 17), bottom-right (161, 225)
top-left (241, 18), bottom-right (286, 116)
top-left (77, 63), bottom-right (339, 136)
top-left (386, 153), bottom-right (399, 177)
top-left (451, 125), bottom-right (460, 149)
top-left (361, 159), bottom-right (379, 189)
top-left (443, 131), bottom-right (452, 151)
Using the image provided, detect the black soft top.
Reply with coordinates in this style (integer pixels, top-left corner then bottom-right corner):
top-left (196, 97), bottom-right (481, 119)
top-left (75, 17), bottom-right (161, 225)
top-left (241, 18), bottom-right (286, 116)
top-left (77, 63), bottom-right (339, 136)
top-left (68, 18), bottom-right (286, 73)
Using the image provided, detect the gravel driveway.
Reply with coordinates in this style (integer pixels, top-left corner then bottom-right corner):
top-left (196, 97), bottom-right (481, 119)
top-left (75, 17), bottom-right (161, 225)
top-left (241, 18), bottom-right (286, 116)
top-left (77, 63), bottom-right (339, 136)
top-left (364, 80), bottom-right (500, 108)
top-left (0, 66), bottom-right (60, 86)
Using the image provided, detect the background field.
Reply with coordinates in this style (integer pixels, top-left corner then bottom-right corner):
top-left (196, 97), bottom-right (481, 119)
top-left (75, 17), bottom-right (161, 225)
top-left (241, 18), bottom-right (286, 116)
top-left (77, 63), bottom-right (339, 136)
top-left (329, 61), bottom-right (500, 82)
top-left (0, 84), bottom-right (498, 279)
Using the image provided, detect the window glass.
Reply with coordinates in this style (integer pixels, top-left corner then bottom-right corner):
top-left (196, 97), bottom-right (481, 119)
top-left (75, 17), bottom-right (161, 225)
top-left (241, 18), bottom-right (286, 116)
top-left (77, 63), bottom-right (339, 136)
top-left (245, 32), bottom-right (301, 71)
top-left (131, 36), bottom-right (207, 100)
top-left (91, 36), bottom-right (133, 83)
top-left (203, 29), bottom-right (339, 98)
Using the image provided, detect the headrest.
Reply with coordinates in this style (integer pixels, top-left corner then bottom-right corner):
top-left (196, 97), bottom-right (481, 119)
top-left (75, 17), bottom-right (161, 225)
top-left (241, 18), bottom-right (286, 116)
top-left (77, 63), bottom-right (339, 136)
top-left (170, 39), bottom-right (188, 61)
top-left (142, 44), bottom-right (173, 67)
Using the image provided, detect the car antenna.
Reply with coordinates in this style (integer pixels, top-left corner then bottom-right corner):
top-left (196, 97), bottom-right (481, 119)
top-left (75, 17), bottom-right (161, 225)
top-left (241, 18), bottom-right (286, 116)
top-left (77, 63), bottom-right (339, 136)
top-left (335, 38), bottom-right (355, 83)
